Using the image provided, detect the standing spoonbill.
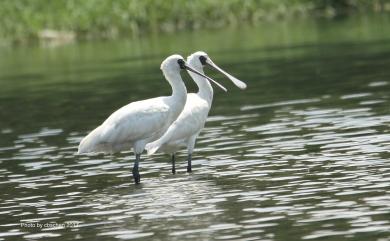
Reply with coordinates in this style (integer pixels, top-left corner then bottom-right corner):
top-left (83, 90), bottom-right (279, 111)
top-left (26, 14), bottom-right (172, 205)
top-left (78, 54), bottom-right (221, 184)
top-left (145, 51), bottom-right (246, 173)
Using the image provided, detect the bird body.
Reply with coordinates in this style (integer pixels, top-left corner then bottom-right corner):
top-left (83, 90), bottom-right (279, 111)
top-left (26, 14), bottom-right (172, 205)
top-left (146, 51), bottom-right (246, 173)
top-left (78, 95), bottom-right (185, 154)
top-left (149, 93), bottom-right (210, 155)
top-left (78, 67), bottom-right (187, 155)
top-left (78, 55), bottom-right (191, 184)
top-left (146, 53), bottom-right (214, 157)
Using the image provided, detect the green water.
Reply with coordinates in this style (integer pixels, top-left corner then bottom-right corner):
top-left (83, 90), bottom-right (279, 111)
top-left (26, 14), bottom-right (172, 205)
top-left (0, 15), bottom-right (389, 241)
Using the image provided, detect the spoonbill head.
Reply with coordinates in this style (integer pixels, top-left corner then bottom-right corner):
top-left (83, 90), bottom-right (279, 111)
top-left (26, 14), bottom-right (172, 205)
top-left (188, 51), bottom-right (247, 90)
top-left (160, 54), bottom-right (185, 73)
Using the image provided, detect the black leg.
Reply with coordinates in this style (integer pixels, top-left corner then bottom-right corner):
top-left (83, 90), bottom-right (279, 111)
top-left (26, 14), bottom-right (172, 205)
top-left (132, 154), bottom-right (141, 184)
top-left (187, 153), bottom-right (192, 173)
top-left (171, 154), bottom-right (176, 174)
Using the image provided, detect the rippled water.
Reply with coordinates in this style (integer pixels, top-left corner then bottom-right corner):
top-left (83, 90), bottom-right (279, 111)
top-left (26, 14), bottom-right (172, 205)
top-left (1, 16), bottom-right (390, 240)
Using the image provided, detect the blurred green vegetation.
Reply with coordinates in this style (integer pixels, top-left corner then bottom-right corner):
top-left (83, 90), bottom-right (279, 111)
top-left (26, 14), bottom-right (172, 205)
top-left (0, 0), bottom-right (389, 44)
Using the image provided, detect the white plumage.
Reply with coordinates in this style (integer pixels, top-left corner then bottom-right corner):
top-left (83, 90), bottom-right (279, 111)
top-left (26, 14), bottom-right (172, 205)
top-left (146, 93), bottom-right (210, 155)
top-left (78, 96), bottom-right (182, 154)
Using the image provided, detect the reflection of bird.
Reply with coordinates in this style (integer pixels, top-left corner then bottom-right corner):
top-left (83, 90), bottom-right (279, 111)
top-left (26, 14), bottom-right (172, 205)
top-left (146, 51), bottom-right (246, 173)
top-left (78, 54), bottom-right (217, 184)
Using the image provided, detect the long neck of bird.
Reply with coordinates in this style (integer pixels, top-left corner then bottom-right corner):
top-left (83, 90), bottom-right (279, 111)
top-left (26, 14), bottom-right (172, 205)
top-left (189, 70), bottom-right (213, 104)
top-left (164, 70), bottom-right (187, 104)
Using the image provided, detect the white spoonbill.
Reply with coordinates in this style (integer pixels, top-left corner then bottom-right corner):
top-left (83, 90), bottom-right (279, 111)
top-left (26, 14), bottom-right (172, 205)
top-left (77, 54), bottom-right (221, 184)
top-left (145, 51), bottom-right (246, 173)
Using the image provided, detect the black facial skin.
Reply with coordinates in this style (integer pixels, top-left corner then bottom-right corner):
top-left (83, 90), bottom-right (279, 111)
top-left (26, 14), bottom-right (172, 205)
top-left (199, 55), bottom-right (207, 65)
top-left (177, 59), bottom-right (186, 69)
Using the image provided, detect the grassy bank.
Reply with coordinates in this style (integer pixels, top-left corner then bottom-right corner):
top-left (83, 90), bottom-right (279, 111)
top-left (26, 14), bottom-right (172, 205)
top-left (0, 0), bottom-right (389, 44)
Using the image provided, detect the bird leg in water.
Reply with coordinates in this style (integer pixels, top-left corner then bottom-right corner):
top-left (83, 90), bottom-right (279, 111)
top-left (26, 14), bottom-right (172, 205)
top-left (171, 154), bottom-right (176, 174)
top-left (187, 154), bottom-right (192, 173)
top-left (132, 154), bottom-right (141, 184)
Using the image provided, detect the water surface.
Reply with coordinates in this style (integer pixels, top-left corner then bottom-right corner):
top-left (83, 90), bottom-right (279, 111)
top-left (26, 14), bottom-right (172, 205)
top-left (0, 15), bottom-right (390, 241)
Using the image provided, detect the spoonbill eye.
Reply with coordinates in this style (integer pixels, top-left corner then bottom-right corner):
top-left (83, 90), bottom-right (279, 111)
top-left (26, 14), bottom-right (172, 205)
top-left (177, 59), bottom-right (186, 69)
top-left (199, 56), bottom-right (207, 65)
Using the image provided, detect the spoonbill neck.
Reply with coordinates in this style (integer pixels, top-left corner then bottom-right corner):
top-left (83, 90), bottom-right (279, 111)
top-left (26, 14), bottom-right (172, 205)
top-left (188, 70), bottom-right (213, 104)
top-left (163, 70), bottom-right (187, 102)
